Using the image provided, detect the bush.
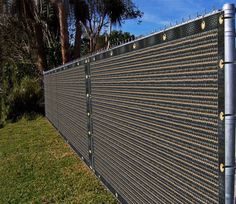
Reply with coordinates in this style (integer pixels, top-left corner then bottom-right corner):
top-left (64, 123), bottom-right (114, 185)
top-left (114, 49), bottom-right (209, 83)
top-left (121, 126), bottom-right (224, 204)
top-left (0, 97), bottom-right (8, 128)
top-left (1, 76), bottom-right (44, 124)
top-left (9, 76), bottom-right (44, 120)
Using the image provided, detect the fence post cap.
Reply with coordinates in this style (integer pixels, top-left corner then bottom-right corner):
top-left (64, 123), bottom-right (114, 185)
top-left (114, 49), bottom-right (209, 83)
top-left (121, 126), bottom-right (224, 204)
top-left (223, 3), bottom-right (235, 10)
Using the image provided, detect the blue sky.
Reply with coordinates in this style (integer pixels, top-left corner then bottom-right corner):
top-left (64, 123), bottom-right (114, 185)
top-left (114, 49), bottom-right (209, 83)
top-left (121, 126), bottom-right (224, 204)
top-left (116, 0), bottom-right (227, 36)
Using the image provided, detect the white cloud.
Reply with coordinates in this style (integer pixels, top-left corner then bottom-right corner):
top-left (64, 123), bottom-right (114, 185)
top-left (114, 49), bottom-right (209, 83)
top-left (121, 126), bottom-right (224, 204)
top-left (142, 13), bottom-right (171, 26)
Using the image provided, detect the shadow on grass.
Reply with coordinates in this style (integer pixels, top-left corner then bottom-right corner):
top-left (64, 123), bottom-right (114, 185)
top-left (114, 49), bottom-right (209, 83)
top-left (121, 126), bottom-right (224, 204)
top-left (22, 112), bottom-right (43, 121)
top-left (0, 111), bottom-right (44, 129)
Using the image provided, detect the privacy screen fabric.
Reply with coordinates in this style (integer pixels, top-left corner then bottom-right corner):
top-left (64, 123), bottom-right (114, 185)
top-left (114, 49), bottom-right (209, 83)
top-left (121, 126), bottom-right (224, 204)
top-left (45, 66), bottom-right (89, 163)
top-left (44, 12), bottom-right (225, 204)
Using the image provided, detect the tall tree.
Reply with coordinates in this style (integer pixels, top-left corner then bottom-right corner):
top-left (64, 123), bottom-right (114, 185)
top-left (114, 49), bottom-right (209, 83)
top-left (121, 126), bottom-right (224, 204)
top-left (10, 0), bottom-right (47, 74)
top-left (73, 0), bottom-right (88, 58)
top-left (1, 0), bottom-right (62, 72)
top-left (72, 0), bottom-right (142, 54)
top-left (50, 0), bottom-right (70, 64)
top-left (86, 30), bottom-right (135, 53)
top-left (0, 0), bottom-right (61, 125)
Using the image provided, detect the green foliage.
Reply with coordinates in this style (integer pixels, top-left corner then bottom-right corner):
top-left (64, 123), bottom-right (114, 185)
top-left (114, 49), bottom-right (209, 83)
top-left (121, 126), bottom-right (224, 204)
top-left (71, 0), bottom-right (142, 53)
top-left (0, 0), bottom-right (60, 126)
top-left (80, 30), bottom-right (135, 56)
top-left (0, 117), bottom-right (117, 203)
top-left (46, 40), bottom-right (62, 70)
top-left (0, 63), bottom-right (43, 127)
top-left (81, 38), bottom-right (90, 56)
top-left (7, 76), bottom-right (44, 121)
top-left (109, 30), bottom-right (135, 44)
top-left (0, 0), bottom-right (140, 127)
top-left (0, 95), bottom-right (7, 128)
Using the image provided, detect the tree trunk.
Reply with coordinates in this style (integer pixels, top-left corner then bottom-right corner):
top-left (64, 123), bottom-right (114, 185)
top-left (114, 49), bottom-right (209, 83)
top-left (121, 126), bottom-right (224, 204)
top-left (106, 18), bottom-right (112, 49)
top-left (35, 23), bottom-right (47, 75)
top-left (89, 35), bottom-right (94, 53)
top-left (89, 34), bottom-right (100, 53)
top-left (74, 21), bottom-right (81, 59)
top-left (58, 2), bottom-right (69, 64)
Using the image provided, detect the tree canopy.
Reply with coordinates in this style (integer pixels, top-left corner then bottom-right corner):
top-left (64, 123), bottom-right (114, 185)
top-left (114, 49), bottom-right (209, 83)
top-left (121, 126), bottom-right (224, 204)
top-left (0, 0), bottom-right (143, 126)
top-left (72, 0), bottom-right (142, 52)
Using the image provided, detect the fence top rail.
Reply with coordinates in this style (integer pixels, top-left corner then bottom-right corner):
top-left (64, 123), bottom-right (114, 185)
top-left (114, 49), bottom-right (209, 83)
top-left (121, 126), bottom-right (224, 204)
top-left (43, 9), bottom-right (222, 76)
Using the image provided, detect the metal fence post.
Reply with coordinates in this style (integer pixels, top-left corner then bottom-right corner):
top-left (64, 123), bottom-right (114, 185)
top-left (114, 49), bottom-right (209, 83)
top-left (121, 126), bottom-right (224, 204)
top-left (85, 59), bottom-right (94, 169)
top-left (224, 3), bottom-right (236, 204)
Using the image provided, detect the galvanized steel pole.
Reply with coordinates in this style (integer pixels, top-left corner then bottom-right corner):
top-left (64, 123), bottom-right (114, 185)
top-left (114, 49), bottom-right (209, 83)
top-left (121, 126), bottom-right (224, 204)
top-left (224, 3), bottom-right (236, 204)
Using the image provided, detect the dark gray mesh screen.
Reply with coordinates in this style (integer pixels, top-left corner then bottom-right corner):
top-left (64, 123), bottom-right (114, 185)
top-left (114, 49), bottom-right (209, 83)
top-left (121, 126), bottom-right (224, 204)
top-left (90, 29), bottom-right (220, 204)
top-left (45, 73), bottom-right (58, 128)
top-left (44, 12), bottom-right (224, 204)
top-left (44, 66), bottom-right (89, 162)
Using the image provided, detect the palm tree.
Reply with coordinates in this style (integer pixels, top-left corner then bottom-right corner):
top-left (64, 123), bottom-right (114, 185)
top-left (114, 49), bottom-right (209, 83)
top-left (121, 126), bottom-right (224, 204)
top-left (73, 0), bottom-right (88, 58)
top-left (73, 0), bottom-right (142, 53)
top-left (3, 0), bottom-right (64, 72)
top-left (50, 0), bottom-right (70, 64)
top-left (6, 0), bottom-right (141, 64)
top-left (105, 0), bottom-right (142, 49)
top-left (10, 0), bottom-right (47, 74)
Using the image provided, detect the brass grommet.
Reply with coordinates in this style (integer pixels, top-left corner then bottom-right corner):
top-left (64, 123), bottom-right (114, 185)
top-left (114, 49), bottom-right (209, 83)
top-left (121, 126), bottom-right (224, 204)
top-left (220, 112), bottom-right (224, 121)
top-left (219, 59), bottom-right (224, 69)
top-left (133, 43), bottom-right (137, 49)
top-left (220, 163), bottom-right (224, 173)
top-left (219, 15), bottom-right (224, 24)
top-left (162, 33), bottom-right (167, 41)
top-left (201, 21), bottom-right (206, 30)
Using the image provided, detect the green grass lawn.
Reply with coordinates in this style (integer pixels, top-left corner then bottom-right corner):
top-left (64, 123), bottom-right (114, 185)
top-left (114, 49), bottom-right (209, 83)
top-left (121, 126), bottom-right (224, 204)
top-left (0, 117), bottom-right (117, 204)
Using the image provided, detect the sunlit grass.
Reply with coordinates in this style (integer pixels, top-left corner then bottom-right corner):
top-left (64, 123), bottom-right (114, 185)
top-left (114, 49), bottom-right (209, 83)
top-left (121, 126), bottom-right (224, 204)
top-left (0, 117), bottom-right (117, 204)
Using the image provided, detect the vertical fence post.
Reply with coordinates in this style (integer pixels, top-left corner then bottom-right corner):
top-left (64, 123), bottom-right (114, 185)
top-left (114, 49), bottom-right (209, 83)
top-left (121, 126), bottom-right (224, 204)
top-left (56, 70), bottom-right (59, 129)
top-left (224, 3), bottom-right (236, 204)
top-left (85, 59), bottom-right (94, 169)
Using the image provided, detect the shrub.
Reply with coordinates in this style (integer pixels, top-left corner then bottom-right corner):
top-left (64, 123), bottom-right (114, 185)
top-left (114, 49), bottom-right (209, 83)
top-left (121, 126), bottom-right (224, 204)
top-left (9, 76), bottom-right (44, 120)
top-left (0, 97), bottom-right (8, 128)
top-left (2, 76), bottom-right (44, 123)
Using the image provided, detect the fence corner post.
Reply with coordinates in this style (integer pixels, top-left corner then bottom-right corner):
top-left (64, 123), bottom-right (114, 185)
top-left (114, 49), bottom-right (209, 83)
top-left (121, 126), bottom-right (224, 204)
top-left (223, 3), bottom-right (236, 204)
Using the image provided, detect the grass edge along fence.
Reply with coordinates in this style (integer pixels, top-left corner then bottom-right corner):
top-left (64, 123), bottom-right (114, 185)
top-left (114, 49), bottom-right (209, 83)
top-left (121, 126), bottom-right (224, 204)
top-left (44, 4), bottom-right (236, 204)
